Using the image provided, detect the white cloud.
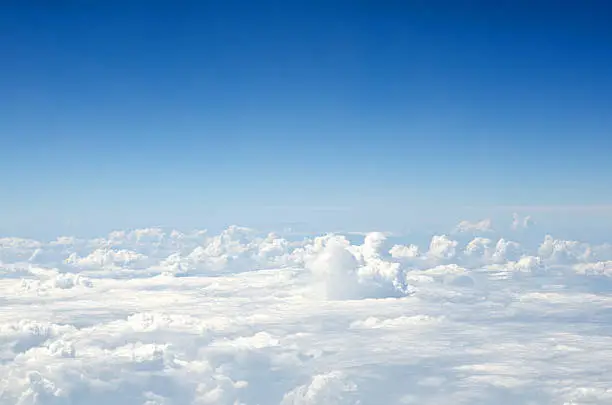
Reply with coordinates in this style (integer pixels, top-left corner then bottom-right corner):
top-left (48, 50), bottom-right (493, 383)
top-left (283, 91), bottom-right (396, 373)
top-left (0, 224), bottom-right (611, 404)
top-left (350, 315), bottom-right (443, 329)
top-left (0, 237), bottom-right (42, 263)
top-left (538, 235), bottom-right (591, 264)
top-left (281, 371), bottom-right (357, 405)
top-left (464, 236), bottom-right (493, 257)
top-left (511, 212), bottom-right (534, 230)
top-left (427, 235), bottom-right (458, 261)
top-left (491, 238), bottom-right (522, 263)
top-left (453, 218), bottom-right (493, 233)
top-left (65, 248), bottom-right (149, 269)
top-left (177, 226), bottom-right (294, 275)
top-left (574, 261), bottom-right (612, 277)
top-left (389, 243), bottom-right (420, 259)
top-left (20, 270), bottom-right (93, 292)
top-left (305, 234), bottom-right (409, 300)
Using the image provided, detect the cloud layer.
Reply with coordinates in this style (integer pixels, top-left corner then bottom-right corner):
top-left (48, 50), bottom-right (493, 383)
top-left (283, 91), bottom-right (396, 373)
top-left (1, 223), bottom-right (612, 404)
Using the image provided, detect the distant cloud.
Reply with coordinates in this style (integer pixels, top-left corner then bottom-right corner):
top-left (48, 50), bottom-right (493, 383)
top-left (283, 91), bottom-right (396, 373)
top-left (281, 371), bottom-right (357, 405)
top-left (389, 243), bottom-right (420, 259)
top-left (511, 213), bottom-right (534, 230)
top-left (453, 218), bottom-right (493, 234)
top-left (427, 235), bottom-right (459, 261)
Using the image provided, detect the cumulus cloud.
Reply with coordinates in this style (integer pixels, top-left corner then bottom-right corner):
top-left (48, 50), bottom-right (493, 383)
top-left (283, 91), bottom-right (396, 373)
top-left (20, 270), bottom-right (93, 292)
top-left (0, 224), bottom-right (611, 404)
top-left (306, 233), bottom-right (410, 300)
top-left (427, 235), bottom-right (458, 261)
top-left (574, 260), bottom-right (612, 277)
top-left (538, 235), bottom-right (591, 264)
top-left (176, 226), bottom-right (294, 275)
top-left (65, 248), bottom-right (149, 269)
top-left (464, 237), bottom-right (493, 258)
top-left (453, 218), bottom-right (493, 234)
top-left (491, 238), bottom-right (522, 263)
top-left (461, 237), bottom-right (523, 266)
top-left (389, 243), bottom-right (420, 260)
top-left (281, 371), bottom-right (357, 405)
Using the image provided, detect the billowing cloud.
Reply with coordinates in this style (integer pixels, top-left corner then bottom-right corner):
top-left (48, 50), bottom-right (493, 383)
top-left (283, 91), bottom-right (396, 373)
top-left (306, 233), bottom-right (410, 300)
top-left (0, 224), bottom-right (611, 404)
top-left (464, 236), bottom-right (493, 258)
top-left (389, 243), bottom-right (420, 260)
top-left (65, 248), bottom-right (150, 269)
top-left (538, 235), bottom-right (591, 264)
top-left (281, 371), bottom-right (357, 405)
top-left (427, 235), bottom-right (458, 261)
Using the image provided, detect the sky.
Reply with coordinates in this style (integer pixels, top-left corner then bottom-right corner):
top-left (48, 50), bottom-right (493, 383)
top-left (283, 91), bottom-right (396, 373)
top-left (2, 1), bottom-right (612, 238)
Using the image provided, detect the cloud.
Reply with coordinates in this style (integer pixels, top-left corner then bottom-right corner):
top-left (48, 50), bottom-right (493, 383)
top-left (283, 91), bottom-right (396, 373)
top-left (389, 243), bottom-right (420, 259)
top-left (494, 255), bottom-right (544, 275)
top-left (20, 270), bottom-right (93, 292)
top-left (65, 248), bottom-right (150, 269)
top-left (306, 233), bottom-right (410, 300)
top-left (453, 218), bottom-right (493, 234)
top-left (464, 236), bottom-right (493, 257)
top-left (0, 237), bottom-right (43, 263)
top-left (0, 224), bottom-right (611, 404)
top-left (538, 235), bottom-right (591, 264)
top-left (574, 261), bottom-right (612, 277)
top-left (427, 235), bottom-right (458, 261)
top-left (491, 238), bottom-right (522, 263)
top-left (511, 213), bottom-right (534, 230)
top-left (350, 315), bottom-right (443, 329)
top-left (281, 371), bottom-right (357, 405)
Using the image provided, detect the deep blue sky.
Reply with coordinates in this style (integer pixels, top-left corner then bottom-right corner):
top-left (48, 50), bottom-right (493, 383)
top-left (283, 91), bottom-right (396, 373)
top-left (2, 1), bottom-right (612, 237)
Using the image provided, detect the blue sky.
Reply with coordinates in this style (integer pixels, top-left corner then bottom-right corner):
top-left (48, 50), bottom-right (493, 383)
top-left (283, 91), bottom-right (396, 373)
top-left (2, 1), bottom-right (612, 238)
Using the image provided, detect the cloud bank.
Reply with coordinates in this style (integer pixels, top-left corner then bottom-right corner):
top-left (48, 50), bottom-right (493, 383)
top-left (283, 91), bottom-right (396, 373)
top-left (1, 222), bottom-right (612, 404)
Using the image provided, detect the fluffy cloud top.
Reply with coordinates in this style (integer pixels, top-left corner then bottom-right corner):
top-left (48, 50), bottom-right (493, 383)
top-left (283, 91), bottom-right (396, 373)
top-left (1, 225), bottom-right (611, 404)
top-left (306, 233), bottom-right (409, 300)
top-left (427, 235), bottom-right (458, 261)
